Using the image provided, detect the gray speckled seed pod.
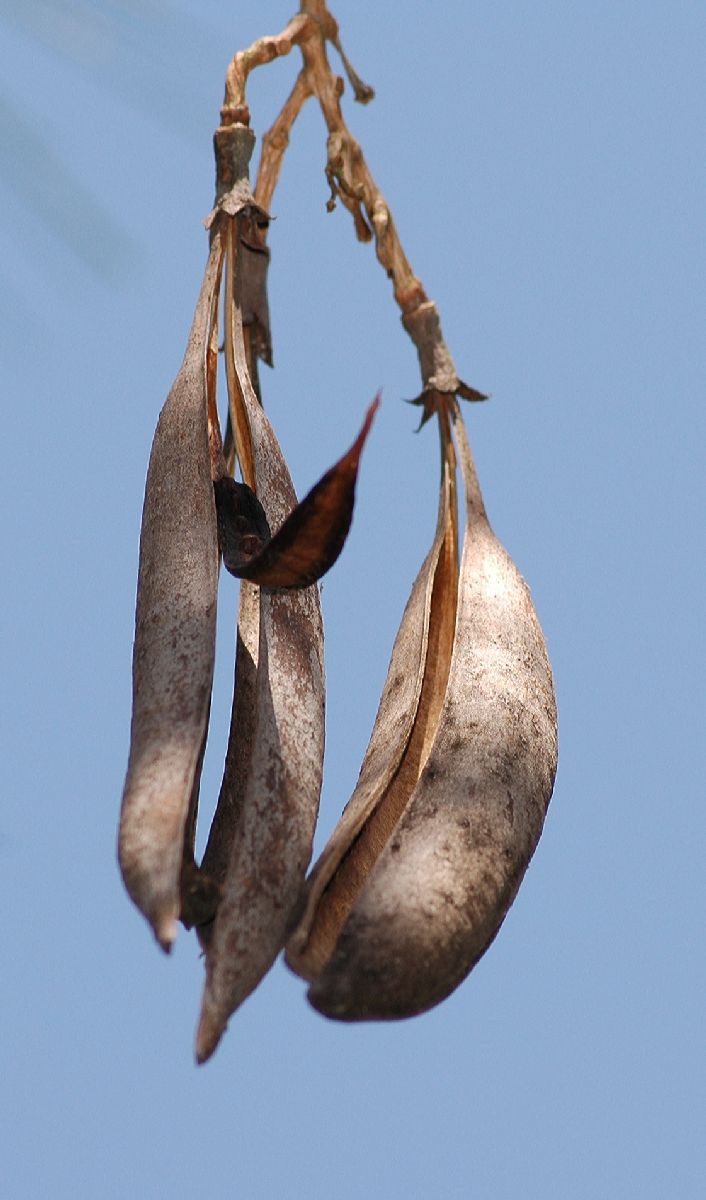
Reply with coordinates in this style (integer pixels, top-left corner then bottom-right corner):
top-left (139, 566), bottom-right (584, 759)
top-left (289, 405), bottom-right (557, 1020)
top-left (195, 230), bottom-right (325, 1062)
top-left (118, 238), bottom-right (222, 952)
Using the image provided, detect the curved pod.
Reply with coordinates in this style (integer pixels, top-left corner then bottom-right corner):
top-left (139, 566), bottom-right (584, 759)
top-left (195, 227), bottom-right (325, 1062)
top-left (118, 239), bottom-right (223, 952)
top-left (291, 407), bottom-right (557, 1020)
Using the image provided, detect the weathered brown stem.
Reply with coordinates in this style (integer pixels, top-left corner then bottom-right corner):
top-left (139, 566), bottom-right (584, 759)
top-left (218, 2), bottom-right (477, 411)
top-left (221, 14), bottom-right (316, 124)
top-left (255, 71), bottom-right (313, 212)
top-left (297, 6), bottom-right (426, 315)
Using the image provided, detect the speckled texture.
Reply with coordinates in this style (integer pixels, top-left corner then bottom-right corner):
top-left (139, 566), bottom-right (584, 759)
top-left (118, 237), bottom-right (223, 950)
top-left (304, 409), bottom-right (558, 1020)
top-left (195, 290), bottom-right (325, 1062)
top-left (286, 458), bottom-right (454, 979)
top-left (199, 580), bottom-right (259, 890)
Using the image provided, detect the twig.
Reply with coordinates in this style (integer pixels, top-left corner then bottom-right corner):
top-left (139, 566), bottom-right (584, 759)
top-left (221, 13), bottom-right (316, 125)
top-left (297, 4), bottom-right (426, 316)
top-left (255, 70), bottom-right (313, 212)
top-left (217, 1), bottom-right (485, 424)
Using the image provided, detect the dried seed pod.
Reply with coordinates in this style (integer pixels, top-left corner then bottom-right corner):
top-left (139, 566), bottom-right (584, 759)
top-left (194, 219), bottom-right (327, 1063)
top-left (198, 579), bottom-right (259, 896)
top-left (287, 402), bottom-right (558, 1019)
top-left (118, 236), bottom-right (223, 952)
top-left (195, 408), bottom-right (325, 1062)
top-left (286, 430), bottom-right (458, 983)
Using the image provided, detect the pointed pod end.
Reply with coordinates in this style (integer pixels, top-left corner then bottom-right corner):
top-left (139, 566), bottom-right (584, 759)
top-left (155, 912), bottom-right (178, 954)
top-left (345, 391), bottom-right (381, 469)
top-left (194, 1034), bottom-right (219, 1066)
top-left (365, 389), bottom-right (382, 429)
top-left (195, 992), bottom-right (227, 1065)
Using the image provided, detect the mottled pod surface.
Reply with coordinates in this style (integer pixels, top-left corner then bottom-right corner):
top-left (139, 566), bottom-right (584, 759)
top-left (195, 225), bottom-right (326, 1062)
top-left (118, 240), bottom-right (222, 952)
top-left (288, 406), bottom-right (558, 1020)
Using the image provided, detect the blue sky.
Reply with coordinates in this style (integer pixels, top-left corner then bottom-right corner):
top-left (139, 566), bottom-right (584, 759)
top-left (2, 2), bottom-right (704, 1197)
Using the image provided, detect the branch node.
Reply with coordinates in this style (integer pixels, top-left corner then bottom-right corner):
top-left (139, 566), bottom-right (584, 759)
top-left (220, 103), bottom-right (251, 128)
top-left (371, 201), bottom-right (389, 239)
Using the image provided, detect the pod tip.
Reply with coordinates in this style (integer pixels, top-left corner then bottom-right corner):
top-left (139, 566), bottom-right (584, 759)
top-left (195, 998), bottom-right (226, 1065)
top-left (155, 913), bottom-right (178, 954)
top-left (195, 1022), bottom-right (222, 1066)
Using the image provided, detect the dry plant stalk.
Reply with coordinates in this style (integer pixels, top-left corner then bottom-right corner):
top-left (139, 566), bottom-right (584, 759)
top-left (118, 0), bottom-right (557, 1060)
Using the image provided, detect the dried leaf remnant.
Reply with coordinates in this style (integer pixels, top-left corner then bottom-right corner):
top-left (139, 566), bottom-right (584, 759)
top-left (214, 396), bottom-right (379, 588)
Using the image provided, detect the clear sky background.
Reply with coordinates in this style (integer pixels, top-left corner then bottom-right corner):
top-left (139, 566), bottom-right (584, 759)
top-left (2, 2), bottom-right (704, 1197)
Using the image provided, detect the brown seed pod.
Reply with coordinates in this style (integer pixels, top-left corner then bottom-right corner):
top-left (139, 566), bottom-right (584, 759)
top-left (118, 236), bottom-right (223, 952)
top-left (191, 197), bottom-right (377, 1059)
top-left (194, 218), bottom-right (338, 1062)
top-left (287, 400), bottom-right (558, 1019)
top-left (194, 403), bottom-right (326, 1061)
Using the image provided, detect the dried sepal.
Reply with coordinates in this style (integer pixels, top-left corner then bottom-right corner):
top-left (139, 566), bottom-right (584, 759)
top-left (408, 384), bottom-right (488, 432)
top-left (118, 233), bottom-right (224, 952)
top-left (214, 396), bottom-right (379, 587)
top-left (403, 301), bottom-right (488, 429)
top-left (287, 402), bottom-right (557, 1019)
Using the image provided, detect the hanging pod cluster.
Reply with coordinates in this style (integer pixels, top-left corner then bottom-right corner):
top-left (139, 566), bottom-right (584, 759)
top-left (118, 7), bottom-right (557, 1063)
top-left (118, 121), bottom-right (377, 1062)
